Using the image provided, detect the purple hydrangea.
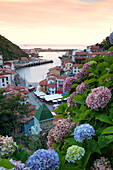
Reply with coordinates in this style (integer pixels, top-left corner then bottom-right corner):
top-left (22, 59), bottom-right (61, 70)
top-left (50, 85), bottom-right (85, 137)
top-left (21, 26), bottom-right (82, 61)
top-left (74, 124), bottom-right (95, 142)
top-left (67, 92), bottom-right (77, 107)
top-left (63, 77), bottom-right (76, 93)
top-left (76, 82), bottom-right (89, 94)
top-left (26, 149), bottom-right (60, 170)
top-left (109, 32), bottom-right (113, 44)
top-left (91, 157), bottom-right (112, 170)
top-left (86, 86), bottom-right (111, 110)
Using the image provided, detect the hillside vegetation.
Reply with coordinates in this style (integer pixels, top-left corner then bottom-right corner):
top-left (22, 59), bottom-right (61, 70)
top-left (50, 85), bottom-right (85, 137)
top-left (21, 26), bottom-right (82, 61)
top-left (0, 35), bottom-right (28, 61)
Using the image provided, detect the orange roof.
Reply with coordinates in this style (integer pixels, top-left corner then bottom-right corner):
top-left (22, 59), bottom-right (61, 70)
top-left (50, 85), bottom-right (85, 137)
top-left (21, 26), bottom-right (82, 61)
top-left (47, 74), bottom-right (58, 78)
top-left (21, 89), bottom-right (29, 94)
top-left (53, 117), bottom-right (64, 125)
top-left (48, 83), bottom-right (55, 87)
top-left (39, 80), bottom-right (47, 86)
top-left (18, 109), bottom-right (37, 123)
top-left (21, 57), bottom-right (28, 60)
top-left (87, 45), bottom-right (99, 49)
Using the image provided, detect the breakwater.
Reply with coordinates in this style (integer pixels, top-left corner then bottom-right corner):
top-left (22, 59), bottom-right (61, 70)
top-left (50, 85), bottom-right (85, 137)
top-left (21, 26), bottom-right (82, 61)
top-left (14, 60), bottom-right (53, 69)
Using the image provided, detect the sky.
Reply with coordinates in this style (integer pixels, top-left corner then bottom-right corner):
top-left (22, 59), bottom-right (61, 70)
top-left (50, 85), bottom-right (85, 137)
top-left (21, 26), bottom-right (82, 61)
top-left (0, 0), bottom-right (113, 48)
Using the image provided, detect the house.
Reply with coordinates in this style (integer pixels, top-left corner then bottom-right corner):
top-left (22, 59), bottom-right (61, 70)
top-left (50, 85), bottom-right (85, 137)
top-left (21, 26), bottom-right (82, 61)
top-left (31, 104), bottom-right (54, 134)
top-left (0, 55), bottom-right (3, 67)
top-left (57, 75), bottom-right (67, 94)
top-left (20, 57), bottom-right (29, 63)
top-left (61, 58), bottom-right (73, 73)
top-left (86, 45), bottom-right (100, 53)
top-left (14, 104), bottom-right (37, 136)
top-left (47, 66), bottom-right (62, 76)
top-left (3, 61), bottom-right (15, 71)
top-left (73, 64), bottom-right (81, 74)
top-left (0, 70), bottom-right (13, 88)
top-left (39, 80), bottom-right (48, 93)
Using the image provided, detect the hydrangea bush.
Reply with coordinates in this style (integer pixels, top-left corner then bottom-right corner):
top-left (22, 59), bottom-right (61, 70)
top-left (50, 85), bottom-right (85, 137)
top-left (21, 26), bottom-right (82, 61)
top-left (26, 149), bottom-right (60, 170)
top-left (0, 136), bottom-right (16, 159)
top-left (51, 45), bottom-right (113, 169)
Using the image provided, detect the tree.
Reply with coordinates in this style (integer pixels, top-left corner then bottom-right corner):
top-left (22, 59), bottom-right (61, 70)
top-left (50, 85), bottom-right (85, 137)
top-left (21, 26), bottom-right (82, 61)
top-left (0, 90), bottom-right (29, 136)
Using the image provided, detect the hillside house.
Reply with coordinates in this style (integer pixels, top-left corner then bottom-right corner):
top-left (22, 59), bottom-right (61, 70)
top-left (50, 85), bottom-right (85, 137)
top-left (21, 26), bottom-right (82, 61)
top-left (31, 104), bottom-right (54, 134)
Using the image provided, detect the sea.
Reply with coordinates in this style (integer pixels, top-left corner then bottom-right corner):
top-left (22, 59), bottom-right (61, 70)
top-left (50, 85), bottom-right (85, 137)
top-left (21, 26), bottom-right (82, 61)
top-left (16, 44), bottom-right (87, 86)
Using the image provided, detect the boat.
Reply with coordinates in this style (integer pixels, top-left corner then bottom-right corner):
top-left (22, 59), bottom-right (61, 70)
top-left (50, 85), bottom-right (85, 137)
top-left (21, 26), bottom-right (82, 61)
top-left (28, 86), bottom-right (35, 92)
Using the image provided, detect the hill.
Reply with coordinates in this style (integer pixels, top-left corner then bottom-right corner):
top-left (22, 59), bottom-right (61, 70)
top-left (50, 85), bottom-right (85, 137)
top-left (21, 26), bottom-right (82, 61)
top-left (0, 35), bottom-right (29, 61)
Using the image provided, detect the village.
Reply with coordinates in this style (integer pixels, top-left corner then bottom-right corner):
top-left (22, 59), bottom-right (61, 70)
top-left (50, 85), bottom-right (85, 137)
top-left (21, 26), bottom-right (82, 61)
top-left (0, 44), bottom-right (107, 136)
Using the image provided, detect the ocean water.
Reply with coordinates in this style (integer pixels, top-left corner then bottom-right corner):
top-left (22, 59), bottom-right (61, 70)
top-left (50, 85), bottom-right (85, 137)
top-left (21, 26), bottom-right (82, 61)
top-left (16, 52), bottom-right (65, 85)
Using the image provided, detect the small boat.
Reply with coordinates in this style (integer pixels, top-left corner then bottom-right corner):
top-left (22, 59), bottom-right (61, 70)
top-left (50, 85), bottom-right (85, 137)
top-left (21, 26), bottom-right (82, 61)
top-left (28, 86), bottom-right (35, 92)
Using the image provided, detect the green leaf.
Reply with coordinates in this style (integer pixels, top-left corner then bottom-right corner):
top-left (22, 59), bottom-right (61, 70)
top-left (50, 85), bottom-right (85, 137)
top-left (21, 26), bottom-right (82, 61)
top-left (18, 149), bottom-right (28, 163)
top-left (95, 113), bottom-right (113, 125)
top-left (108, 46), bottom-right (113, 51)
top-left (98, 135), bottom-right (108, 149)
top-left (64, 138), bottom-right (75, 145)
top-left (74, 95), bottom-right (84, 104)
top-left (63, 163), bottom-right (79, 170)
top-left (0, 159), bottom-right (17, 169)
top-left (61, 94), bottom-right (69, 101)
top-left (85, 78), bottom-right (97, 85)
top-left (102, 126), bottom-right (113, 135)
top-left (71, 84), bottom-right (78, 89)
top-left (98, 74), bottom-right (113, 84)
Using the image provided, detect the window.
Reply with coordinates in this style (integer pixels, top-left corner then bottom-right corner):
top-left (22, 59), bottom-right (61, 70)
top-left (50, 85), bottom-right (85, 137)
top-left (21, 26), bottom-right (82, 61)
top-left (29, 128), bottom-right (31, 133)
top-left (2, 84), bottom-right (5, 86)
top-left (6, 77), bottom-right (8, 81)
top-left (2, 79), bottom-right (4, 82)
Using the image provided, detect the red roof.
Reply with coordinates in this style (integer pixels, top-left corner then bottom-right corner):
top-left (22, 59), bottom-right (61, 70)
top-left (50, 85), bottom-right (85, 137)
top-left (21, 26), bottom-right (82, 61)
top-left (39, 80), bottom-right (47, 86)
top-left (47, 74), bottom-right (58, 78)
top-left (87, 45), bottom-right (99, 49)
top-left (0, 75), bottom-right (6, 78)
top-left (48, 83), bottom-right (55, 88)
top-left (53, 117), bottom-right (64, 125)
top-left (49, 66), bottom-right (62, 71)
top-left (75, 52), bottom-right (87, 56)
top-left (48, 77), bottom-right (56, 81)
top-left (75, 57), bottom-right (87, 59)
top-left (73, 64), bottom-right (81, 67)
top-left (15, 86), bottom-right (25, 90)
top-left (57, 75), bottom-right (67, 79)
top-left (18, 109), bottom-right (37, 123)
top-left (21, 89), bottom-right (29, 94)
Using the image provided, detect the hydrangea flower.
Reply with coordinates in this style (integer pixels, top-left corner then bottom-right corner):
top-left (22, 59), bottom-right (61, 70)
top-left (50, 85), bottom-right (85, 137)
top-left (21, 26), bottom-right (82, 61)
top-left (86, 86), bottom-right (111, 110)
top-left (0, 136), bottom-right (16, 159)
top-left (65, 145), bottom-right (85, 163)
top-left (67, 92), bottom-right (77, 107)
top-left (0, 159), bottom-right (29, 170)
top-left (26, 149), bottom-right (60, 170)
top-left (74, 124), bottom-right (95, 142)
top-left (74, 71), bottom-right (83, 82)
top-left (91, 157), bottom-right (112, 170)
top-left (108, 51), bottom-right (113, 57)
top-left (109, 32), bottom-right (113, 44)
top-left (47, 118), bottom-right (75, 149)
top-left (76, 82), bottom-right (89, 94)
top-left (63, 77), bottom-right (76, 93)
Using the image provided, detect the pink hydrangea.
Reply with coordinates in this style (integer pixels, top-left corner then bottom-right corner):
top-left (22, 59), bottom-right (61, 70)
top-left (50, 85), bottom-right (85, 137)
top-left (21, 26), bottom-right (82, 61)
top-left (67, 92), bottom-right (77, 107)
top-left (63, 77), bottom-right (76, 93)
top-left (74, 71), bottom-right (83, 82)
top-left (81, 61), bottom-right (96, 76)
top-left (47, 118), bottom-right (75, 149)
top-left (108, 51), bottom-right (113, 57)
top-left (76, 82), bottom-right (89, 94)
top-left (86, 86), bottom-right (111, 110)
top-left (91, 157), bottom-right (112, 170)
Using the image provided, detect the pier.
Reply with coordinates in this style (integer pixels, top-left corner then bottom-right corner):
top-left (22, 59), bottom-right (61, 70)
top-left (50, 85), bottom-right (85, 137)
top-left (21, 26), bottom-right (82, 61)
top-left (14, 60), bottom-right (53, 69)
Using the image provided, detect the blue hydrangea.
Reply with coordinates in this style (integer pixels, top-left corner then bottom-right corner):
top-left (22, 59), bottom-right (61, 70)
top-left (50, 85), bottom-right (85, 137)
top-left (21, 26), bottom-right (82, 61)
top-left (26, 149), bottom-right (60, 170)
top-left (74, 124), bottom-right (95, 142)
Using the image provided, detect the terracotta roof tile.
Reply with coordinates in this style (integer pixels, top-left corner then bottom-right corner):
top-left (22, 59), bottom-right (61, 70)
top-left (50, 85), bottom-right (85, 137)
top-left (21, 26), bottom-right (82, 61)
top-left (39, 80), bottom-right (47, 85)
